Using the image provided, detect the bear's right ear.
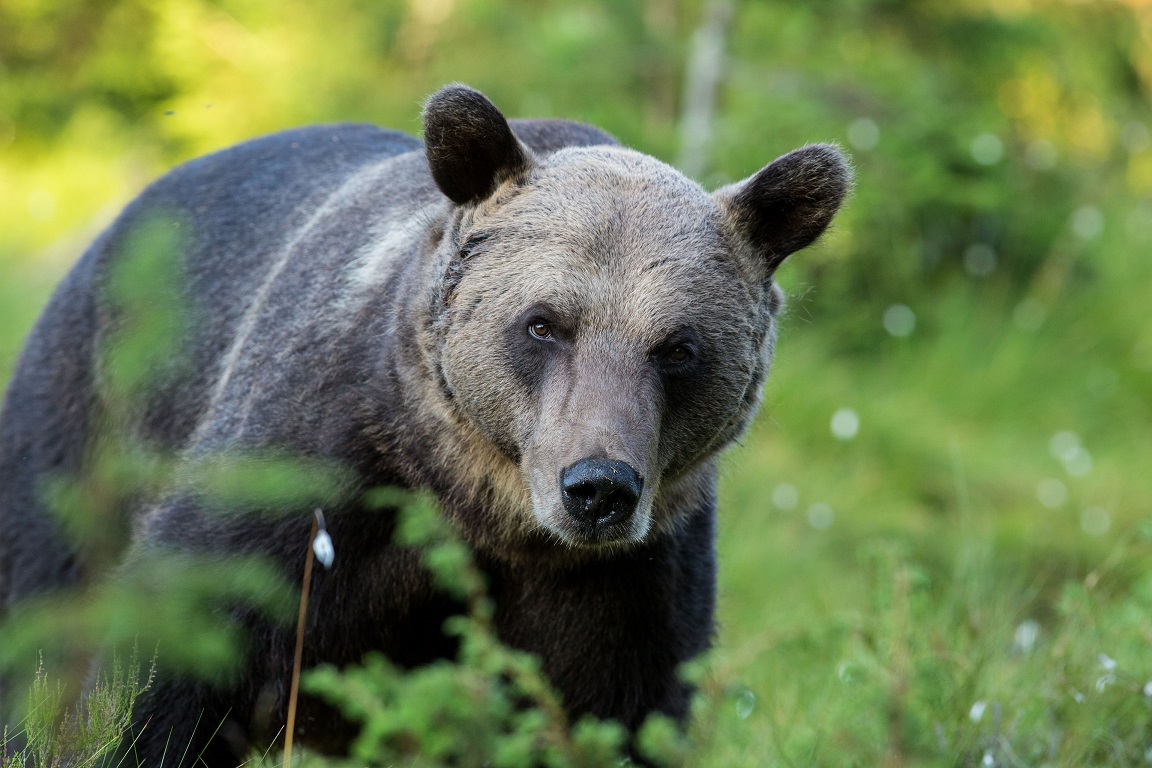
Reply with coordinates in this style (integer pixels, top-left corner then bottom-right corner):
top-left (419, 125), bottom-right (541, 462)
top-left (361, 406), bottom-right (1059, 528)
top-left (714, 144), bottom-right (852, 277)
top-left (423, 85), bottom-right (534, 205)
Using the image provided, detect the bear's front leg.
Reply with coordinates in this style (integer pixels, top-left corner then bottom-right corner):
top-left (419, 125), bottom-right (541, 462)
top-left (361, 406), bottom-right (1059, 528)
top-left (486, 507), bottom-right (717, 734)
top-left (115, 676), bottom-right (257, 768)
top-left (108, 501), bottom-right (308, 768)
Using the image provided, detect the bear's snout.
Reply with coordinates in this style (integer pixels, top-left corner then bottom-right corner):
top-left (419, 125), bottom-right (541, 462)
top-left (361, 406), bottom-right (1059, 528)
top-left (560, 458), bottom-right (643, 528)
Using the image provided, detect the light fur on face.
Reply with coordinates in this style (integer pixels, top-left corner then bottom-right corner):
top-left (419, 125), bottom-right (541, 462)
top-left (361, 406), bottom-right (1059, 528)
top-left (426, 147), bottom-right (776, 549)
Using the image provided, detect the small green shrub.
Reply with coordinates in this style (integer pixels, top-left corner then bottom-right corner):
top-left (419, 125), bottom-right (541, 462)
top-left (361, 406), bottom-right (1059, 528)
top-left (302, 490), bottom-right (693, 768)
top-left (296, 490), bottom-right (764, 768)
top-left (1, 653), bottom-right (153, 768)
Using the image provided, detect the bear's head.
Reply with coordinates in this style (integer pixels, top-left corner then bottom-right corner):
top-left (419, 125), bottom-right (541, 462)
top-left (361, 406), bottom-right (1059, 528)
top-left (422, 85), bottom-right (850, 551)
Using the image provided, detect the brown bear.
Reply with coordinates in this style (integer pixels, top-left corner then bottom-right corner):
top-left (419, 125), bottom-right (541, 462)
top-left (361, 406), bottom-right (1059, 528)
top-left (0, 85), bottom-right (850, 764)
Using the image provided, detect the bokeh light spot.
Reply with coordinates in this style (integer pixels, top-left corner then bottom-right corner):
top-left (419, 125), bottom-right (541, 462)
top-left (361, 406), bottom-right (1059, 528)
top-left (883, 304), bottom-right (916, 337)
top-left (1071, 205), bottom-right (1104, 240)
top-left (971, 133), bottom-right (1004, 165)
top-left (848, 118), bottom-right (879, 151)
top-left (830, 408), bottom-right (860, 441)
top-left (1036, 477), bottom-right (1068, 508)
top-left (806, 503), bottom-right (834, 530)
top-left (963, 243), bottom-right (997, 277)
top-left (772, 483), bottom-right (799, 510)
top-left (1080, 507), bottom-right (1110, 536)
top-left (1012, 299), bottom-right (1046, 331)
top-left (1049, 430), bottom-right (1080, 462)
top-left (1025, 139), bottom-right (1058, 170)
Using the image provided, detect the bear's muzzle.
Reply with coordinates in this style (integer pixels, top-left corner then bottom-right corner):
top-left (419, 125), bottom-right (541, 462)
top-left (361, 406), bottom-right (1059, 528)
top-left (560, 458), bottom-right (644, 529)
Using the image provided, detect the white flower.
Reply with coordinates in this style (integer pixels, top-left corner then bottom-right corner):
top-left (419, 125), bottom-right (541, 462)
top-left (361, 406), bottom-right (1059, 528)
top-left (735, 689), bottom-right (756, 720)
top-left (313, 529), bottom-right (335, 569)
top-left (1012, 620), bottom-right (1040, 654)
top-left (313, 508), bottom-right (335, 569)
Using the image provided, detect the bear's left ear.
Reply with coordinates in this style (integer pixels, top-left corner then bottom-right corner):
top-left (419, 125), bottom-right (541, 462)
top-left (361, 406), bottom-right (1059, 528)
top-left (714, 144), bottom-right (852, 276)
top-left (423, 85), bottom-right (534, 205)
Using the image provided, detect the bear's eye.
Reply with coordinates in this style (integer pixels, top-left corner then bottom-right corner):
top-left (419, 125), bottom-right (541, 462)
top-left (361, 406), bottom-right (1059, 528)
top-left (527, 321), bottom-right (554, 341)
top-left (664, 345), bottom-right (692, 365)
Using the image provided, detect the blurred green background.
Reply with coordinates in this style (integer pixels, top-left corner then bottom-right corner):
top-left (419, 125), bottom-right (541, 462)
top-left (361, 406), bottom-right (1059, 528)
top-left (2, 0), bottom-right (1151, 764)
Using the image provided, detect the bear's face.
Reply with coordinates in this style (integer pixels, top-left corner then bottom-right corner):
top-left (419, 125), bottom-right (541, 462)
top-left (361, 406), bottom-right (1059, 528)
top-left (422, 86), bottom-right (850, 550)
top-left (438, 148), bottom-right (774, 546)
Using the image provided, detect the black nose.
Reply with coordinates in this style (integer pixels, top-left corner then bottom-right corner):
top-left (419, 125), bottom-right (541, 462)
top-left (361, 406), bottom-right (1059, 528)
top-left (561, 459), bottom-right (643, 526)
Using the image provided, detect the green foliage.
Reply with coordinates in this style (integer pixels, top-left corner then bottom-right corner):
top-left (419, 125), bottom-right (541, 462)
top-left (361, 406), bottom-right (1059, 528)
top-left (1, 653), bottom-right (153, 768)
top-left (723, 533), bottom-right (1152, 767)
top-left (100, 214), bottom-right (190, 404)
top-left (0, 554), bottom-right (294, 682)
top-left (304, 493), bottom-right (655, 767)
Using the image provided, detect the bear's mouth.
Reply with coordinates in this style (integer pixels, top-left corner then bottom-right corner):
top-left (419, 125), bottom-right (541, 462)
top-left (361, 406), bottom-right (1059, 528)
top-left (530, 496), bottom-right (654, 549)
top-left (560, 515), bottom-right (648, 547)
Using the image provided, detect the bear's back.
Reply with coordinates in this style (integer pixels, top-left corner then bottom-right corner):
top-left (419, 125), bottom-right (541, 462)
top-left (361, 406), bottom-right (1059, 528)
top-left (0, 117), bottom-right (620, 491)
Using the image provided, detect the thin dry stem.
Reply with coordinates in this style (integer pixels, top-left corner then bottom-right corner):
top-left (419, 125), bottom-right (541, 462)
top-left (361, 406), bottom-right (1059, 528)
top-left (283, 514), bottom-right (318, 766)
